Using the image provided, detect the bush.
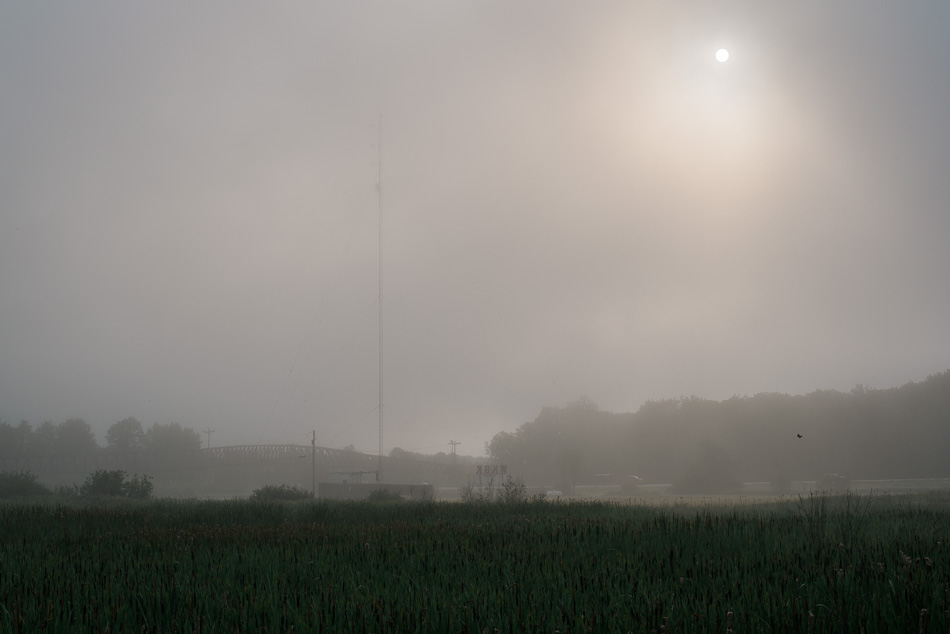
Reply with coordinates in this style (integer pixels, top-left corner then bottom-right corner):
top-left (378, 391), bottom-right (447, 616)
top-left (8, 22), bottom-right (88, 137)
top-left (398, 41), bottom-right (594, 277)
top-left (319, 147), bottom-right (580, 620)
top-left (80, 470), bottom-right (154, 499)
top-left (81, 469), bottom-right (127, 497)
top-left (498, 475), bottom-right (529, 504)
top-left (459, 478), bottom-right (494, 503)
top-left (250, 484), bottom-right (312, 502)
top-left (459, 475), bottom-right (534, 504)
top-left (124, 474), bottom-right (154, 500)
top-left (0, 471), bottom-right (51, 499)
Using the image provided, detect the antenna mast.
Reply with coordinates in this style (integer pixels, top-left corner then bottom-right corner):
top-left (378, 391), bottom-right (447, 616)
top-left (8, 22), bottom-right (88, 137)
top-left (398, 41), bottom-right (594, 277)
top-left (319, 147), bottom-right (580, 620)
top-left (376, 116), bottom-right (384, 480)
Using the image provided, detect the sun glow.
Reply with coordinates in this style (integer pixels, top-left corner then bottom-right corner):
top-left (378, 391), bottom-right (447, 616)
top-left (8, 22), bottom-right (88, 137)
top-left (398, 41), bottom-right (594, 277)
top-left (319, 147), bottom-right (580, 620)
top-left (716, 48), bottom-right (729, 63)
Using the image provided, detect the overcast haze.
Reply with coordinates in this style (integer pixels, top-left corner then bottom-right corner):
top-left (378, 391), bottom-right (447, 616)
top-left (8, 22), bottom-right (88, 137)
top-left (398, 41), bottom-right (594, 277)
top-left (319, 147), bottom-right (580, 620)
top-left (2, 2), bottom-right (948, 456)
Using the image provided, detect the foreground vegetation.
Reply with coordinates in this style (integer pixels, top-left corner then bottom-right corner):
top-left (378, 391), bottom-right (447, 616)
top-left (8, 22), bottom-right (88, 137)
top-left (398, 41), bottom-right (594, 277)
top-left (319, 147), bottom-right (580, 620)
top-left (1, 493), bottom-right (949, 632)
top-left (0, 469), bottom-right (153, 501)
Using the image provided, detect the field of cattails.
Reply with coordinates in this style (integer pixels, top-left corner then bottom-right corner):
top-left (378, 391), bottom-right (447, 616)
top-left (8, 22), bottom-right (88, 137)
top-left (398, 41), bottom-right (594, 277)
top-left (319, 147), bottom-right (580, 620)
top-left (1, 493), bottom-right (948, 632)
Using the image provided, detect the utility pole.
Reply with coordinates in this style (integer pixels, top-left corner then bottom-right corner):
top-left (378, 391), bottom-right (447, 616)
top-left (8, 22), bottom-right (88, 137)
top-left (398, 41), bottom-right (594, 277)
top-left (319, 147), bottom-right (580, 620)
top-left (203, 428), bottom-right (214, 449)
top-left (449, 440), bottom-right (461, 458)
top-left (312, 430), bottom-right (316, 499)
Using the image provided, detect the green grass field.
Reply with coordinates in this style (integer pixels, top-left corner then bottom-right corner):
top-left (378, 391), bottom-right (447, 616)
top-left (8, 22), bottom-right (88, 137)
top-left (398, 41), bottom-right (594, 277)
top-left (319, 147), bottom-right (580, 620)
top-left (2, 493), bottom-right (949, 632)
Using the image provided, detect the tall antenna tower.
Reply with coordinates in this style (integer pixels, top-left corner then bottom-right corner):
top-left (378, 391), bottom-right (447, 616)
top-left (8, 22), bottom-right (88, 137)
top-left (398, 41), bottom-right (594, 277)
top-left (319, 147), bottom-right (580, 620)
top-left (375, 116), bottom-right (384, 481)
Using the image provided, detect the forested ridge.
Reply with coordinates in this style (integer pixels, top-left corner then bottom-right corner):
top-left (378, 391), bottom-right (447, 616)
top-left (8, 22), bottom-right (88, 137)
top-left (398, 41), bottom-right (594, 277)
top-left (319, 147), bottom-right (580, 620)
top-left (486, 370), bottom-right (950, 488)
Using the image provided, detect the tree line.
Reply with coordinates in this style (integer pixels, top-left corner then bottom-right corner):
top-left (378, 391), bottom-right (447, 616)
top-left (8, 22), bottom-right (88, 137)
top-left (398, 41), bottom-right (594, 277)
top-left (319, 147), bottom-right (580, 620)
top-left (485, 370), bottom-right (950, 491)
top-left (0, 417), bottom-right (202, 458)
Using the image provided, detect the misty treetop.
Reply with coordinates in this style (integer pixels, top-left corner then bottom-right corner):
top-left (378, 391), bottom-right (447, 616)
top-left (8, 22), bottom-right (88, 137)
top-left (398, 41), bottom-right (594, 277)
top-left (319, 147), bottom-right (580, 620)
top-left (0, 417), bottom-right (202, 458)
top-left (485, 370), bottom-right (950, 489)
top-left (105, 417), bottom-right (146, 451)
top-left (141, 421), bottom-right (202, 453)
top-left (104, 418), bottom-right (202, 453)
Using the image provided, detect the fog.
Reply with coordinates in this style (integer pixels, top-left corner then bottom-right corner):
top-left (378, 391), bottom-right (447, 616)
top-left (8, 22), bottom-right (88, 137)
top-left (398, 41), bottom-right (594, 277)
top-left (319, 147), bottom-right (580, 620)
top-left (2, 2), bottom-right (948, 456)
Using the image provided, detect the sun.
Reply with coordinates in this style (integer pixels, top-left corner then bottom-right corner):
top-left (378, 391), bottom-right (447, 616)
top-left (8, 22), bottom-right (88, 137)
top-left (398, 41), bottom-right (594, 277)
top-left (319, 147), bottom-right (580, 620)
top-left (715, 48), bottom-right (730, 63)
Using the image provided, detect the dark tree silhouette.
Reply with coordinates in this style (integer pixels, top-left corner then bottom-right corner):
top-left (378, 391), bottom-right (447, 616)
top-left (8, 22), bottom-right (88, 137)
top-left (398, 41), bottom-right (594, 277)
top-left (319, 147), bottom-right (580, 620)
top-left (106, 417), bottom-right (146, 451)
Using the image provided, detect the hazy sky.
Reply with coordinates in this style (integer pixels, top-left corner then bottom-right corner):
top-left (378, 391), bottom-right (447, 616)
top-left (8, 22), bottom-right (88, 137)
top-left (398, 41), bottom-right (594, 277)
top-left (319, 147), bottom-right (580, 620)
top-left (2, 2), bottom-right (949, 456)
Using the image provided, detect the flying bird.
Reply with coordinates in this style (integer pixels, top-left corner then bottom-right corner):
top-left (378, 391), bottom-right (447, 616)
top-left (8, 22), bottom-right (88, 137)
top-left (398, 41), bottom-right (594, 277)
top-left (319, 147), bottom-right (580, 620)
top-left (797, 434), bottom-right (803, 439)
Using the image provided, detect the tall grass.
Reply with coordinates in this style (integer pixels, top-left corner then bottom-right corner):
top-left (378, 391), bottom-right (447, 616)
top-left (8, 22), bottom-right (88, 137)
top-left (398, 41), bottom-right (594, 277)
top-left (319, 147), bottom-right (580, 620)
top-left (1, 494), bottom-right (948, 632)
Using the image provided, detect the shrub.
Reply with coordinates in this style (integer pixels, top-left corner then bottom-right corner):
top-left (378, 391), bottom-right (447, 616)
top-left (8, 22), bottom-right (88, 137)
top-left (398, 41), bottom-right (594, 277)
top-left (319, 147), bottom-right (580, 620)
top-left (124, 474), bottom-right (154, 500)
top-left (459, 477), bottom-right (495, 503)
top-left (81, 469), bottom-right (127, 497)
top-left (459, 476), bottom-right (534, 504)
top-left (250, 484), bottom-right (312, 502)
top-left (0, 471), bottom-right (51, 499)
top-left (458, 480), bottom-right (478, 502)
top-left (498, 475), bottom-right (528, 504)
top-left (80, 469), bottom-right (154, 499)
